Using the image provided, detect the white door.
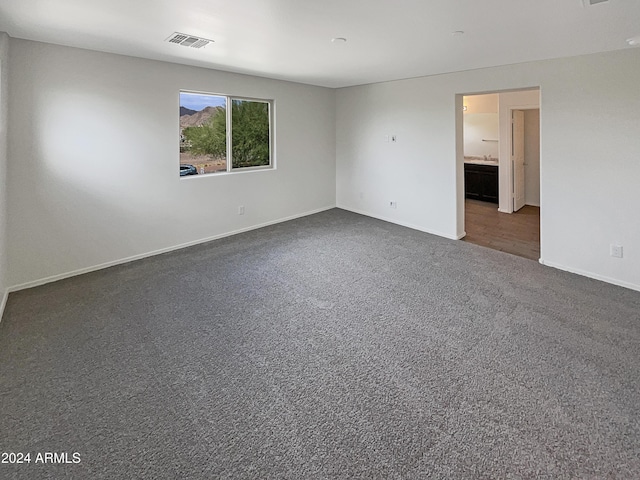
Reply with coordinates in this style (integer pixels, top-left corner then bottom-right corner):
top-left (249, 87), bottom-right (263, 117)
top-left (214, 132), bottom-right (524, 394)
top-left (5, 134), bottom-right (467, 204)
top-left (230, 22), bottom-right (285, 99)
top-left (512, 110), bottom-right (525, 211)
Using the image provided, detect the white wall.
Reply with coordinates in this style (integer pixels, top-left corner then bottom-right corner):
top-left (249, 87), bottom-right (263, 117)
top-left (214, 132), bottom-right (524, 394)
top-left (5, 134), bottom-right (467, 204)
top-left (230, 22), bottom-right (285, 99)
top-left (463, 94), bottom-right (498, 115)
top-left (463, 114), bottom-right (499, 158)
top-left (524, 109), bottom-right (541, 207)
top-left (0, 33), bottom-right (8, 316)
top-left (336, 48), bottom-right (640, 291)
top-left (7, 39), bottom-right (336, 288)
top-left (463, 93), bottom-right (499, 159)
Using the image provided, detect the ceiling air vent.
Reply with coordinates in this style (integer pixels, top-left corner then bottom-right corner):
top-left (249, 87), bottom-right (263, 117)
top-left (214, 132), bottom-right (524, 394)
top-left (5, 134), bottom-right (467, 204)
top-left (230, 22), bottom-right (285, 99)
top-left (581, 0), bottom-right (609, 6)
top-left (166, 32), bottom-right (213, 49)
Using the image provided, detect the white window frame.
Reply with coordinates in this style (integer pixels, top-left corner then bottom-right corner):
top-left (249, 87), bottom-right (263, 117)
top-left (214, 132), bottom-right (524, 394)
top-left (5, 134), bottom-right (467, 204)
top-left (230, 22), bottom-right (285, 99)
top-left (180, 90), bottom-right (275, 177)
top-left (227, 96), bottom-right (274, 173)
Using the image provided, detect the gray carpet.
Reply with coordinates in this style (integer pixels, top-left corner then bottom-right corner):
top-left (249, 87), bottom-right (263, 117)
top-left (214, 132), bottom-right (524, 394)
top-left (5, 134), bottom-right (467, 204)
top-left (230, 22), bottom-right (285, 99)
top-left (1, 208), bottom-right (640, 479)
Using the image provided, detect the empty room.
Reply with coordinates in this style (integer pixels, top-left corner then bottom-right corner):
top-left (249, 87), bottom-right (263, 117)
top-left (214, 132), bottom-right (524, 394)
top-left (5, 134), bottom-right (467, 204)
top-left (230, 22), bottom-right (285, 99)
top-left (1, 1), bottom-right (640, 478)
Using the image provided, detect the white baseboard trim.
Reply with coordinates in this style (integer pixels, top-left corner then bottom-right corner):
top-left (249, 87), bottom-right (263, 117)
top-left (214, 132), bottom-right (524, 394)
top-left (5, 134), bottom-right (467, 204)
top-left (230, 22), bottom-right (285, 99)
top-left (0, 288), bottom-right (8, 324)
top-left (336, 205), bottom-right (459, 240)
top-left (9, 205), bottom-right (336, 294)
top-left (539, 258), bottom-right (640, 292)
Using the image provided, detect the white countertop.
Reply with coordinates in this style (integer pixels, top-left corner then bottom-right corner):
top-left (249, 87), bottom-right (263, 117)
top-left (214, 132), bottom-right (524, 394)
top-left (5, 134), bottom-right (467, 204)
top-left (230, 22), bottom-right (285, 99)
top-left (464, 156), bottom-right (499, 166)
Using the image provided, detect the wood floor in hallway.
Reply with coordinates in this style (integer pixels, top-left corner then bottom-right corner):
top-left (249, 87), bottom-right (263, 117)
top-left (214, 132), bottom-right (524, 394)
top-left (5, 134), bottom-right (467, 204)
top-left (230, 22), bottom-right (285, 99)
top-left (463, 199), bottom-right (540, 261)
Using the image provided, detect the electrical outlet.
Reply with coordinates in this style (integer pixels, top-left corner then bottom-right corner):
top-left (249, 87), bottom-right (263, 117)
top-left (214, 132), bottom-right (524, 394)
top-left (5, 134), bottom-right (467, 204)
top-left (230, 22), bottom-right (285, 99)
top-left (389, 201), bottom-right (397, 209)
top-left (610, 244), bottom-right (623, 258)
top-left (384, 135), bottom-right (389, 143)
top-left (238, 205), bottom-right (245, 215)
top-left (391, 135), bottom-right (397, 143)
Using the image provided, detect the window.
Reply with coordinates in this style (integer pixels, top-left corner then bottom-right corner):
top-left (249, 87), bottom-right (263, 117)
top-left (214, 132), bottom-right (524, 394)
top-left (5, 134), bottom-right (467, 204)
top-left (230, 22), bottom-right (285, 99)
top-left (179, 91), bottom-right (273, 177)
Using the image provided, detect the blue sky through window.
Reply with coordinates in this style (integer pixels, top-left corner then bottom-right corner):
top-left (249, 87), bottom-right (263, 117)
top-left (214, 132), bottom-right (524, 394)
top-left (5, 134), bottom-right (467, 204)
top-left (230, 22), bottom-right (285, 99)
top-left (180, 92), bottom-right (226, 112)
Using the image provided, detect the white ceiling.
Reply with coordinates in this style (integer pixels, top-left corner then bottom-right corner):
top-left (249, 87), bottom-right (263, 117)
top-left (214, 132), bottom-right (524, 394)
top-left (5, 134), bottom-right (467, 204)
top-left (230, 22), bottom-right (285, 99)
top-left (0, 0), bottom-right (639, 88)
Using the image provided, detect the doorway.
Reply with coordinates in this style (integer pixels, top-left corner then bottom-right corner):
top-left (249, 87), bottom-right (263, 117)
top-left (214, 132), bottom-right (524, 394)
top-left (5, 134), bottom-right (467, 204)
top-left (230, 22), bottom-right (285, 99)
top-left (458, 90), bottom-right (541, 260)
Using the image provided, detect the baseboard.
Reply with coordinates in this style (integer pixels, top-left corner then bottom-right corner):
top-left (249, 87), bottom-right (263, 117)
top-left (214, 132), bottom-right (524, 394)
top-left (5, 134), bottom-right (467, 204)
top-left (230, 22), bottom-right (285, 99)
top-left (497, 204), bottom-right (538, 214)
top-left (336, 205), bottom-right (459, 240)
top-left (9, 205), bottom-right (336, 293)
top-left (539, 258), bottom-right (640, 292)
top-left (0, 288), bottom-right (8, 324)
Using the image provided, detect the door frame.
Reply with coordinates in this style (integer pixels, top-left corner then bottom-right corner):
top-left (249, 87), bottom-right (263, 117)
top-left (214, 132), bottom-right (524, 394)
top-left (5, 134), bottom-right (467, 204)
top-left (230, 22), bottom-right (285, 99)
top-left (501, 103), bottom-right (539, 214)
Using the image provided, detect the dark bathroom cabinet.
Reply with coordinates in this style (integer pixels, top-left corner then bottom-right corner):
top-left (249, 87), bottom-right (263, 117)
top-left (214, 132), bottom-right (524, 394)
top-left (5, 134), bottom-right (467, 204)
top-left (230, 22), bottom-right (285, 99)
top-left (464, 163), bottom-right (499, 204)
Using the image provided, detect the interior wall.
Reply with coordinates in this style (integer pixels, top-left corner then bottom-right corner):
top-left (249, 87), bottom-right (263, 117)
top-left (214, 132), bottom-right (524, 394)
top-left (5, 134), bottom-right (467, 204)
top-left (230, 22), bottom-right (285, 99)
top-left (463, 113), bottom-right (499, 158)
top-left (336, 48), bottom-right (640, 291)
top-left (524, 109), bottom-right (541, 207)
top-left (463, 93), bottom-right (498, 115)
top-left (7, 39), bottom-right (336, 288)
top-left (0, 33), bottom-right (8, 316)
top-left (463, 94), bottom-right (499, 158)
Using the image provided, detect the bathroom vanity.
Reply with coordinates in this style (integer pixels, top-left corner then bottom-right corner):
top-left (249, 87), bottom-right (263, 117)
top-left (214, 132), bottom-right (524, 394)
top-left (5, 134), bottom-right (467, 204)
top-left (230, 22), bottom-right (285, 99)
top-left (464, 157), bottom-right (499, 204)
